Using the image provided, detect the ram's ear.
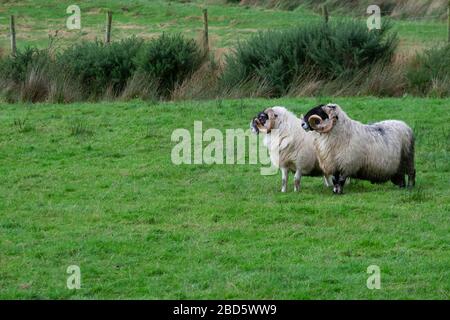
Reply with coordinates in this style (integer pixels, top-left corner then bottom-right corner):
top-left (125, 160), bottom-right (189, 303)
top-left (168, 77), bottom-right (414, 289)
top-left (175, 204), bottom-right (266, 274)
top-left (324, 104), bottom-right (338, 117)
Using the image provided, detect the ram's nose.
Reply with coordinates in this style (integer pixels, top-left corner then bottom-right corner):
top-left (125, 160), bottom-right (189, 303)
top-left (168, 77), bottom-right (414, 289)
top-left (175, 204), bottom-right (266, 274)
top-left (302, 122), bottom-right (310, 131)
top-left (250, 120), bottom-right (259, 134)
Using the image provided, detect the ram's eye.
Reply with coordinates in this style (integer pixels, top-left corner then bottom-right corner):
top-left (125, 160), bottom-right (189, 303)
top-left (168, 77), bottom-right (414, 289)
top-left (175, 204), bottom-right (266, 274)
top-left (313, 118), bottom-right (321, 125)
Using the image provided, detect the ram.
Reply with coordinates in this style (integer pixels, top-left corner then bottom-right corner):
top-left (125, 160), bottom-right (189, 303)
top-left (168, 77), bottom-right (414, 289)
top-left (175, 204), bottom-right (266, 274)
top-left (251, 106), bottom-right (330, 192)
top-left (301, 103), bottom-right (415, 194)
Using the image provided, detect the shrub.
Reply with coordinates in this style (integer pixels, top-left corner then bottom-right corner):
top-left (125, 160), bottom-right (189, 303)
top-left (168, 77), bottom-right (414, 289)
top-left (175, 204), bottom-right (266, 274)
top-left (0, 47), bottom-right (53, 102)
top-left (57, 37), bottom-right (143, 98)
top-left (406, 44), bottom-right (450, 97)
top-left (0, 47), bottom-right (51, 83)
top-left (134, 33), bottom-right (203, 97)
top-left (221, 20), bottom-right (398, 96)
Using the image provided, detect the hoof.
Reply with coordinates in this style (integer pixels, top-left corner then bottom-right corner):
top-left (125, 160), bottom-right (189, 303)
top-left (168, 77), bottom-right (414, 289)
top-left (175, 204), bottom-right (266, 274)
top-left (333, 186), bottom-right (344, 194)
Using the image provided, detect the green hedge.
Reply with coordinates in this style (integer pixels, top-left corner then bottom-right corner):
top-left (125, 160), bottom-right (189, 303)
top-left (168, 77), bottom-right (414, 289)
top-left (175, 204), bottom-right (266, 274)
top-left (0, 47), bottom-right (51, 83)
top-left (57, 38), bottom-right (143, 98)
top-left (221, 20), bottom-right (398, 96)
top-left (0, 34), bottom-right (204, 101)
top-left (134, 33), bottom-right (203, 97)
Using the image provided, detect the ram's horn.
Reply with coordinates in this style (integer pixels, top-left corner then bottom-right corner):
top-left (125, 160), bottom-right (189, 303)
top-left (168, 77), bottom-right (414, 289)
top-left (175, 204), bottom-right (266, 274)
top-left (320, 119), bottom-right (335, 133)
top-left (308, 114), bottom-right (335, 133)
top-left (264, 108), bottom-right (275, 132)
top-left (308, 115), bottom-right (323, 130)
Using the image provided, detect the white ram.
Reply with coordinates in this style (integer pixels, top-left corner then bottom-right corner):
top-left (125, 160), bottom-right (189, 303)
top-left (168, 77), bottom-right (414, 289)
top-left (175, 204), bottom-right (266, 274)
top-left (251, 106), bottom-right (330, 192)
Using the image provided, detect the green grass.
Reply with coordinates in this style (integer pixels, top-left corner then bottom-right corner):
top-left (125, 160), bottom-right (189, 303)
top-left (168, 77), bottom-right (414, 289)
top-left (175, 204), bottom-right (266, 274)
top-left (0, 97), bottom-right (449, 299)
top-left (0, 0), bottom-right (447, 52)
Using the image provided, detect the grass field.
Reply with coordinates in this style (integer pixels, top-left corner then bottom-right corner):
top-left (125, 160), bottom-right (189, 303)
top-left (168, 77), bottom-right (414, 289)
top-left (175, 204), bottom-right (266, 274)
top-left (0, 0), bottom-right (447, 53)
top-left (0, 97), bottom-right (449, 299)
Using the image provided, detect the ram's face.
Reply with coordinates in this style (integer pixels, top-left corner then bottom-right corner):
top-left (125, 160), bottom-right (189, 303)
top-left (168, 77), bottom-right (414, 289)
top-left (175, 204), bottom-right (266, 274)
top-left (250, 108), bottom-right (275, 134)
top-left (250, 112), bottom-right (268, 134)
top-left (302, 104), bottom-right (338, 133)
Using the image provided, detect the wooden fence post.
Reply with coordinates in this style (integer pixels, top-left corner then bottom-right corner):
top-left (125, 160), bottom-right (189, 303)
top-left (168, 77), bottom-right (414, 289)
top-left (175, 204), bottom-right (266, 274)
top-left (105, 11), bottom-right (112, 44)
top-left (10, 15), bottom-right (17, 56)
top-left (322, 5), bottom-right (329, 23)
top-left (203, 8), bottom-right (209, 56)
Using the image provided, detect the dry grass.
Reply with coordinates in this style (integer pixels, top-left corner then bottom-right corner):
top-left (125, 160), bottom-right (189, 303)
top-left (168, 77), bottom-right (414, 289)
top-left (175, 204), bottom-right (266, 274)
top-left (19, 67), bottom-right (49, 103)
top-left (171, 61), bottom-right (221, 100)
top-left (357, 53), bottom-right (411, 97)
top-left (220, 77), bottom-right (275, 99)
top-left (390, 0), bottom-right (448, 19)
top-left (0, 65), bottom-right (84, 104)
top-left (0, 51), bottom-right (438, 102)
top-left (48, 75), bottom-right (83, 103)
top-left (239, 0), bottom-right (448, 19)
top-left (287, 70), bottom-right (324, 97)
top-left (285, 53), bottom-right (413, 98)
top-left (120, 73), bottom-right (159, 101)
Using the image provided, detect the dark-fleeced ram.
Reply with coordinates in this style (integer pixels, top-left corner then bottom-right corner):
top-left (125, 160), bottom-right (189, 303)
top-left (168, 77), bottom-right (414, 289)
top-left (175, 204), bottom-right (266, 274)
top-left (301, 104), bottom-right (416, 194)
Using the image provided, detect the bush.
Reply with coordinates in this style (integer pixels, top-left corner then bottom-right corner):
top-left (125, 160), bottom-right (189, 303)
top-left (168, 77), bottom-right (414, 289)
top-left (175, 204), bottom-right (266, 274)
top-left (221, 20), bottom-right (398, 96)
top-left (0, 47), bottom-right (53, 102)
top-left (407, 44), bottom-right (450, 97)
top-left (134, 33), bottom-right (203, 97)
top-left (57, 37), bottom-right (143, 98)
top-left (0, 47), bottom-right (51, 83)
top-left (0, 34), bottom-right (204, 102)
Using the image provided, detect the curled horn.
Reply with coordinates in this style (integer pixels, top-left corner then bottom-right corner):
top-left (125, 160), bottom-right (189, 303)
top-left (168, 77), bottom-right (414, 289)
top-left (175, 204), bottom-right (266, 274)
top-left (264, 108), bottom-right (275, 132)
top-left (308, 115), bottom-right (323, 130)
top-left (255, 108), bottom-right (275, 133)
top-left (308, 114), bottom-right (335, 133)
